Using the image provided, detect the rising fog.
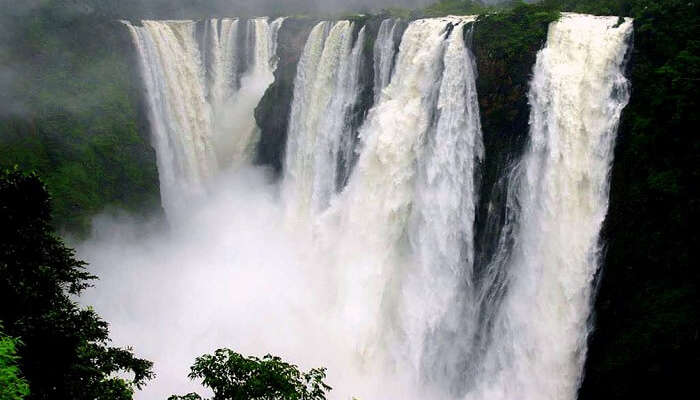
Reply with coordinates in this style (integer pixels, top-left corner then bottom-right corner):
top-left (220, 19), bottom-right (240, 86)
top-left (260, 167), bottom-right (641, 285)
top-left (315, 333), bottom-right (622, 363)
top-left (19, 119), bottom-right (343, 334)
top-left (76, 167), bottom-right (428, 399)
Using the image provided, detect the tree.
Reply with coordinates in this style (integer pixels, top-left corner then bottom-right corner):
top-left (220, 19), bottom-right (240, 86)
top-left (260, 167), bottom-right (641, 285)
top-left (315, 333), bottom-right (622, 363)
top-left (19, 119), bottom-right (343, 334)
top-left (0, 324), bottom-right (30, 400)
top-left (169, 349), bottom-right (332, 400)
top-left (0, 168), bottom-right (154, 399)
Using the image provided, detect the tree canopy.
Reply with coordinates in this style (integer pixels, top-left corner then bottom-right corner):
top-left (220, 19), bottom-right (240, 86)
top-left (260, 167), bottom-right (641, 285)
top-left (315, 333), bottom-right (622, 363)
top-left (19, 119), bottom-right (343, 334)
top-left (0, 326), bottom-right (30, 400)
top-left (0, 168), bottom-right (154, 400)
top-left (169, 349), bottom-right (332, 400)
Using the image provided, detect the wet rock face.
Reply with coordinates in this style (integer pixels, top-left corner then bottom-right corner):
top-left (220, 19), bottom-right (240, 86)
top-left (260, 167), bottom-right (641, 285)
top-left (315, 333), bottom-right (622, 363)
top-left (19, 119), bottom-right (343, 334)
top-left (254, 17), bottom-right (318, 174)
top-left (471, 15), bottom-right (550, 278)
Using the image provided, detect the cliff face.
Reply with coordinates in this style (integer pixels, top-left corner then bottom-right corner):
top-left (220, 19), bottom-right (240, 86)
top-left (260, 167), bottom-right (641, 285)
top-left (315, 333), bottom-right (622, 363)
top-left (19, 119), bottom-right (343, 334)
top-left (471, 10), bottom-right (556, 274)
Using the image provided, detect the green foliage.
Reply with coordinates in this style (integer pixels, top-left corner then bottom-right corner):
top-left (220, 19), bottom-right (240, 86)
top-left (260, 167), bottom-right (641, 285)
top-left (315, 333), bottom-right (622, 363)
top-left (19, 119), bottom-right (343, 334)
top-left (170, 349), bottom-right (332, 400)
top-left (0, 325), bottom-right (30, 400)
top-left (476, 4), bottom-right (559, 62)
top-left (0, 168), bottom-right (154, 400)
top-left (422, 0), bottom-right (490, 17)
top-left (377, 7), bottom-right (412, 19)
top-left (0, 7), bottom-right (160, 234)
top-left (472, 1), bottom-right (558, 127)
top-left (541, 0), bottom-right (628, 16)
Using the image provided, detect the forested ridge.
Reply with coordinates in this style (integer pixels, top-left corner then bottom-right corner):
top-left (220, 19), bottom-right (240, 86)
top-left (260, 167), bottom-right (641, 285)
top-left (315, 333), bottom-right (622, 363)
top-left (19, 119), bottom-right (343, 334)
top-left (0, 3), bottom-right (161, 234)
top-left (1, 0), bottom-right (697, 398)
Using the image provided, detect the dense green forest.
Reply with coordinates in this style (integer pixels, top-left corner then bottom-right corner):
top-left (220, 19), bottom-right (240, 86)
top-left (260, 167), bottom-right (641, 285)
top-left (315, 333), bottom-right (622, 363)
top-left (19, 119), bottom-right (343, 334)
top-left (0, 169), bottom-right (154, 399)
top-left (0, 4), bottom-right (160, 234)
top-left (169, 349), bottom-right (332, 400)
top-left (0, 0), bottom-right (697, 398)
top-left (0, 326), bottom-right (30, 400)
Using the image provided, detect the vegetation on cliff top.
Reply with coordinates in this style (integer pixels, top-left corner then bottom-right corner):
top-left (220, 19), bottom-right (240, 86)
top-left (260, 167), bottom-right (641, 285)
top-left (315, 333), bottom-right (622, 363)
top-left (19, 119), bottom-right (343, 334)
top-left (422, 0), bottom-right (491, 17)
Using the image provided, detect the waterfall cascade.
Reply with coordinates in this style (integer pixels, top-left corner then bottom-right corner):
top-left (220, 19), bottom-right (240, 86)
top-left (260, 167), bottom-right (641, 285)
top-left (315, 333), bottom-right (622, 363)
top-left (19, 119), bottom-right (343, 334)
top-left (124, 20), bottom-right (216, 214)
top-left (327, 16), bottom-right (479, 369)
top-left (467, 13), bottom-right (634, 400)
top-left (283, 20), bottom-right (366, 222)
top-left (206, 18), bottom-right (240, 109)
top-left (373, 18), bottom-right (401, 102)
top-left (124, 17), bottom-right (283, 215)
top-left (122, 12), bottom-right (633, 400)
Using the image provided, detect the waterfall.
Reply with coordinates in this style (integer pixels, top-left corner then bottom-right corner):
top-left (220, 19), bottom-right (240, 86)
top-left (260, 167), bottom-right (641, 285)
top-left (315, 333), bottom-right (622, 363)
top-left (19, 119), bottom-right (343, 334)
top-left (219, 17), bottom-right (281, 168)
top-left (405, 18), bottom-right (483, 393)
top-left (124, 20), bottom-right (217, 214)
top-left (124, 17), bottom-right (283, 216)
top-left (269, 17), bottom-right (286, 69)
top-left (119, 12), bottom-right (634, 400)
top-left (315, 18), bottom-right (481, 391)
top-left (283, 21), bottom-right (365, 222)
top-left (208, 18), bottom-right (240, 108)
top-left (373, 18), bottom-right (400, 102)
top-left (468, 13), bottom-right (633, 400)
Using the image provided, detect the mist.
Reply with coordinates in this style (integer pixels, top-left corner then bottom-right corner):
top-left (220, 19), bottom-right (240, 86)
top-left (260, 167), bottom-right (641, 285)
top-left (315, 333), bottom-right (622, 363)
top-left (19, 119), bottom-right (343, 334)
top-left (76, 166), bottom-right (429, 399)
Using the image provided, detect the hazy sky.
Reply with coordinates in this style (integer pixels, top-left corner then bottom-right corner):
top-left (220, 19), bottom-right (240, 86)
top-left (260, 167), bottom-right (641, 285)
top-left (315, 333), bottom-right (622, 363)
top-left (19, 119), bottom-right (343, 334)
top-left (0, 0), bottom-right (437, 17)
top-left (0, 1), bottom-right (517, 20)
